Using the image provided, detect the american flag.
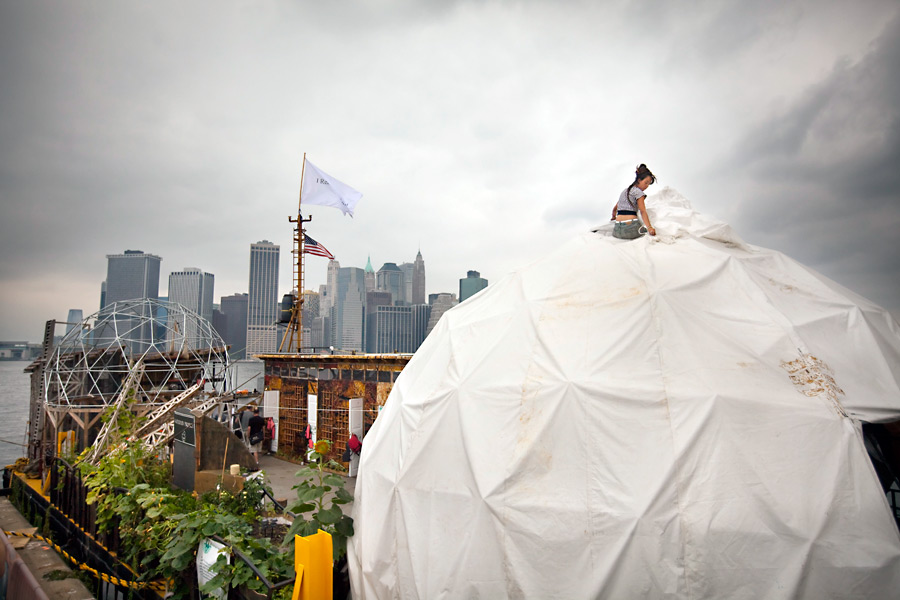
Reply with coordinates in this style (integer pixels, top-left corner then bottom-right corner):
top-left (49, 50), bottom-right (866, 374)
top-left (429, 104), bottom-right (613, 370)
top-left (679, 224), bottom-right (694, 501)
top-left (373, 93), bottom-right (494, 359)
top-left (303, 234), bottom-right (335, 259)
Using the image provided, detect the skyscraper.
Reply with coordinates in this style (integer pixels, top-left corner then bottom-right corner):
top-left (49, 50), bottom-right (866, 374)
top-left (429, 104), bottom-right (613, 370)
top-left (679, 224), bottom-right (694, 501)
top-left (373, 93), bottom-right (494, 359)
top-left (459, 270), bottom-right (488, 302)
top-left (65, 309), bottom-right (83, 335)
top-left (426, 292), bottom-right (458, 336)
top-left (246, 240), bottom-right (280, 356)
top-left (364, 256), bottom-right (376, 293)
top-left (216, 293), bottom-right (248, 359)
top-left (168, 268), bottom-right (215, 349)
top-left (331, 267), bottom-right (366, 352)
top-left (376, 263), bottom-right (404, 305)
top-left (168, 268), bottom-right (215, 320)
top-left (99, 250), bottom-right (162, 352)
top-left (399, 262), bottom-right (414, 305)
top-left (412, 250), bottom-right (426, 305)
top-left (105, 250), bottom-right (161, 305)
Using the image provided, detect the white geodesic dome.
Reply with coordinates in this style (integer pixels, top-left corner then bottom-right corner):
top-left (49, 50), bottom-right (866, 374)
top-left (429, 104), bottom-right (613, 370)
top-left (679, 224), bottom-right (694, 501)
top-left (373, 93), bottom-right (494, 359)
top-left (45, 298), bottom-right (229, 407)
top-left (349, 188), bottom-right (900, 599)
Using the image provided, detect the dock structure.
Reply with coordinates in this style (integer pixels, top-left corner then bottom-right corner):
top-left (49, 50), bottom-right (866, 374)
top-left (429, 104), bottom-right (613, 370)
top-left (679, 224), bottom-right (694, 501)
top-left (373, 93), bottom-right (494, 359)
top-left (257, 353), bottom-right (411, 463)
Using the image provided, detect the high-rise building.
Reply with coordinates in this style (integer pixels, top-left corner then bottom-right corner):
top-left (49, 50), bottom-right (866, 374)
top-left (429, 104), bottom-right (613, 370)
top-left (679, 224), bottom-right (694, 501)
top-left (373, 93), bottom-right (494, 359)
top-left (301, 290), bottom-right (320, 348)
top-left (331, 267), bottom-right (367, 352)
top-left (412, 250), bottom-right (426, 305)
top-left (324, 259), bottom-right (341, 316)
top-left (99, 281), bottom-right (107, 311)
top-left (426, 293), bottom-right (458, 336)
top-left (65, 309), bottom-right (83, 335)
top-left (365, 291), bottom-right (393, 352)
top-left (376, 263), bottom-right (404, 305)
top-left (399, 263), bottom-right (414, 305)
top-left (168, 268), bottom-right (215, 320)
top-left (99, 250), bottom-right (162, 352)
top-left (246, 240), bottom-right (280, 356)
top-left (364, 256), bottom-right (376, 293)
top-left (459, 270), bottom-right (488, 302)
top-left (411, 303), bottom-right (431, 349)
top-left (105, 250), bottom-right (162, 305)
top-left (217, 293), bottom-right (248, 360)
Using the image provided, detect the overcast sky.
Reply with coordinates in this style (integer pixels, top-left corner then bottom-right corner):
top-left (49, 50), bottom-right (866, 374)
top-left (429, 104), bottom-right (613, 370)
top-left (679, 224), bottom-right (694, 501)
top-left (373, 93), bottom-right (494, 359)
top-left (1, 0), bottom-right (898, 342)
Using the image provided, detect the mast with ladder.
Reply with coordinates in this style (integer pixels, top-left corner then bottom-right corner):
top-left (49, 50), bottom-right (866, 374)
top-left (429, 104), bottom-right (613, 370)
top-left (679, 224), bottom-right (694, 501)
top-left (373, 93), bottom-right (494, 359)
top-left (280, 153), bottom-right (312, 353)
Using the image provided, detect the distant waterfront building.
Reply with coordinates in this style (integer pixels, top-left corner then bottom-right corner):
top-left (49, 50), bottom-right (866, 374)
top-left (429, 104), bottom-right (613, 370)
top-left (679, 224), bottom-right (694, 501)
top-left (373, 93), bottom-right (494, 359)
top-left (99, 281), bottom-right (107, 311)
top-left (412, 250), bottom-right (426, 305)
top-left (301, 290), bottom-right (320, 348)
top-left (411, 303), bottom-right (431, 349)
top-left (370, 305), bottom-right (413, 353)
top-left (377, 263), bottom-right (404, 305)
top-left (324, 259), bottom-right (341, 317)
top-left (168, 268), bottom-right (215, 320)
top-left (426, 292), bottom-right (458, 336)
top-left (459, 270), bottom-right (488, 302)
top-left (99, 250), bottom-right (162, 352)
top-left (65, 309), bottom-right (83, 335)
top-left (246, 241), bottom-right (280, 356)
top-left (105, 250), bottom-right (161, 305)
top-left (331, 267), bottom-right (367, 352)
top-left (399, 262), bottom-right (414, 305)
top-left (364, 256), bottom-right (376, 293)
top-left (365, 291), bottom-right (393, 353)
top-left (216, 293), bottom-right (248, 360)
top-left (167, 268), bottom-right (215, 347)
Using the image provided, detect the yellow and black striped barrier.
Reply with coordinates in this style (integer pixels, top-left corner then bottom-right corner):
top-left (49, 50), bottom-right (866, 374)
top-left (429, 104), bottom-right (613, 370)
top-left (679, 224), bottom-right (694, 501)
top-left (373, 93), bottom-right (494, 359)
top-left (2, 529), bottom-right (168, 593)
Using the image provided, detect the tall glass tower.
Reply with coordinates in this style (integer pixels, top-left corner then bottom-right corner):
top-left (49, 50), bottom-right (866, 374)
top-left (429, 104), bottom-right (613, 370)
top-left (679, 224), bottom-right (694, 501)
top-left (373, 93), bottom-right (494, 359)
top-left (167, 268), bottom-right (215, 348)
top-left (246, 240), bottom-right (280, 356)
top-left (99, 250), bottom-right (162, 353)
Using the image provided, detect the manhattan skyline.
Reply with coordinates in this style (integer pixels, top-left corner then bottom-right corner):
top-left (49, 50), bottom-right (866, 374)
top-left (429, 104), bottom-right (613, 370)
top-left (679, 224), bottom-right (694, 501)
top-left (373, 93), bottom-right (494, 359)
top-left (1, 2), bottom-right (899, 340)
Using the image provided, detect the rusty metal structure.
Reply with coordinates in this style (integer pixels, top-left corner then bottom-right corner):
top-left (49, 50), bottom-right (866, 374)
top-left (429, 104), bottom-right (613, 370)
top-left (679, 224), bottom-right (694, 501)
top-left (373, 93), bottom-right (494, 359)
top-left (259, 353), bottom-right (412, 462)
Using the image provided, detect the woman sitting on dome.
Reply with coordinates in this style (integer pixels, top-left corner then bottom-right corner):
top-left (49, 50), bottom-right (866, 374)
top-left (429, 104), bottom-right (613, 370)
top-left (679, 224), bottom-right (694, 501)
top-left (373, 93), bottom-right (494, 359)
top-left (611, 164), bottom-right (656, 239)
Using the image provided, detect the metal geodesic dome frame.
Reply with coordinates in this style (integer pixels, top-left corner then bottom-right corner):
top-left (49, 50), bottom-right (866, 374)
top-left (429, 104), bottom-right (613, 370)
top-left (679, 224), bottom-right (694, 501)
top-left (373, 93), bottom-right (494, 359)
top-left (44, 298), bottom-right (230, 408)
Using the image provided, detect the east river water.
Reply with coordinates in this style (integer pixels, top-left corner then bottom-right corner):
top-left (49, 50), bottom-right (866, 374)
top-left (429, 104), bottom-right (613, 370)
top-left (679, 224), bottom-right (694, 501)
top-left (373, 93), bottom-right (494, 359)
top-left (0, 361), bottom-right (32, 466)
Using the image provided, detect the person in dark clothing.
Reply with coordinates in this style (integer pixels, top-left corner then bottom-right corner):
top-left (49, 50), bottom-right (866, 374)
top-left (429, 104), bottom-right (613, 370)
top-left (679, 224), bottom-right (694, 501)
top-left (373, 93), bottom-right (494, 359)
top-left (247, 408), bottom-right (266, 467)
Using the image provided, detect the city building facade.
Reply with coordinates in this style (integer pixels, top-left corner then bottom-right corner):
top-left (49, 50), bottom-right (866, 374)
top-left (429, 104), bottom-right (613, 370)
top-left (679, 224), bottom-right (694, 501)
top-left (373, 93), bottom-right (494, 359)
top-left (459, 270), bottom-right (488, 302)
top-left (246, 240), bottom-right (280, 356)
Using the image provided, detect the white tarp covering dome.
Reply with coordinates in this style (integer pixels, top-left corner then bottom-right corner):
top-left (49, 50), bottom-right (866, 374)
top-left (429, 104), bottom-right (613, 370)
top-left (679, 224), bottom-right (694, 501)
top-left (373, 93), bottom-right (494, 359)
top-left (349, 188), bottom-right (900, 599)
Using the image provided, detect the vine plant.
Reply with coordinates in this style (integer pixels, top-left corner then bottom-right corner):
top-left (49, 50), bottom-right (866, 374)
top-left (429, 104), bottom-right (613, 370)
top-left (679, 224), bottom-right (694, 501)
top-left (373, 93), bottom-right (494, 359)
top-left (76, 406), bottom-right (353, 598)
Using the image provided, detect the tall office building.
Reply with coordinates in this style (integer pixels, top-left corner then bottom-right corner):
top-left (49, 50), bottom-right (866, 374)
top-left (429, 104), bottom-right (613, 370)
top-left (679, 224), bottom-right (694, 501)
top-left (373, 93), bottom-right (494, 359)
top-left (331, 267), bottom-right (367, 352)
top-left (459, 270), bottom-right (488, 302)
top-left (99, 250), bottom-right (162, 352)
top-left (168, 268), bottom-right (215, 349)
top-left (364, 256), bottom-right (376, 293)
top-left (105, 250), bottom-right (161, 305)
top-left (412, 250), bottom-right (426, 305)
top-left (246, 241), bottom-right (280, 356)
top-left (365, 291), bottom-right (393, 353)
top-left (426, 292), bottom-right (458, 336)
top-left (377, 263), bottom-right (404, 305)
top-left (399, 263), bottom-right (414, 305)
top-left (168, 268), bottom-right (215, 319)
top-left (65, 309), bottom-right (83, 335)
top-left (324, 259), bottom-right (341, 316)
top-left (216, 293), bottom-right (248, 359)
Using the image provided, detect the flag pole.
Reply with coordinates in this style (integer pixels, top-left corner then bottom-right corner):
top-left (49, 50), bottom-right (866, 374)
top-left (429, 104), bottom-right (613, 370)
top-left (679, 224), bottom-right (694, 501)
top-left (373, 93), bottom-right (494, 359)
top-left (280, 153), bottom-right (312, 354)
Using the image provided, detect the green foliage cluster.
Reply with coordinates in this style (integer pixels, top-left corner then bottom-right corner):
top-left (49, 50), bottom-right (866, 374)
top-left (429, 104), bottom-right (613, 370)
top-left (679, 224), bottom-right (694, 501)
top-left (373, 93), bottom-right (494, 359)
top-left (76, 406), bottom-right (355, 598)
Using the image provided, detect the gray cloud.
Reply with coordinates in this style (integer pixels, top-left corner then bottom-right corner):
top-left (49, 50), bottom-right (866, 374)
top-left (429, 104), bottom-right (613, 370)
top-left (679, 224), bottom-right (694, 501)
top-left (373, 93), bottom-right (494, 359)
top-left (1, 1), bottom-right (899, 339)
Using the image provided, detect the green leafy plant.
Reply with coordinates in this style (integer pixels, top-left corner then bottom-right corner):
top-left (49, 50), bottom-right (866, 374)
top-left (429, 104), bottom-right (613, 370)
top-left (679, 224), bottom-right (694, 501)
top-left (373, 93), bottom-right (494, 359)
top-left (284, 439), bottom-right (355, 560)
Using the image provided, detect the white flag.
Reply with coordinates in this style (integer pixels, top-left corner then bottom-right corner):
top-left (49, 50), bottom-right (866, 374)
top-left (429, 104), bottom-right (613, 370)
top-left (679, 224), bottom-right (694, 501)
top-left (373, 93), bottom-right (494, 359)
top-left (301, 159), bottom-right (363, 217)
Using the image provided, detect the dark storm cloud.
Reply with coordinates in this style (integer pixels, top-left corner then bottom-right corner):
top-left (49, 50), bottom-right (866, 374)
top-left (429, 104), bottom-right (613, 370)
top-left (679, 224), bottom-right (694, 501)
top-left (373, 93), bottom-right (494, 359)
top-left (723, 15), bottom-right (900, 310)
